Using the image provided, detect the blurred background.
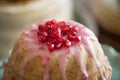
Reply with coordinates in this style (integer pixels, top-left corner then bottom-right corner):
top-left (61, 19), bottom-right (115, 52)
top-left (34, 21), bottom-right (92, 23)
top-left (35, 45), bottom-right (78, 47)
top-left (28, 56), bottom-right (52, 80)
top-left (74, 0), bottom-right (120, 52)
top-left (0, 0), bottom-right (120, 58)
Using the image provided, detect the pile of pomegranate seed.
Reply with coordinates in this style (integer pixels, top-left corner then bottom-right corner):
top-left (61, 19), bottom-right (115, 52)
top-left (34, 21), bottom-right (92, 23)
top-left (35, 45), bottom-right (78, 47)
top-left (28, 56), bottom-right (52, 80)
top-left (37, 20), bottom-right (81, 51)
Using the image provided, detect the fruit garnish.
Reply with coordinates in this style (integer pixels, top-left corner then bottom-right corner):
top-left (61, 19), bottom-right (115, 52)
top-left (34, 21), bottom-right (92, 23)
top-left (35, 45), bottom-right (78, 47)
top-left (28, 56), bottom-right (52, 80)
top-left (37, 20), bottom-right (81, 51)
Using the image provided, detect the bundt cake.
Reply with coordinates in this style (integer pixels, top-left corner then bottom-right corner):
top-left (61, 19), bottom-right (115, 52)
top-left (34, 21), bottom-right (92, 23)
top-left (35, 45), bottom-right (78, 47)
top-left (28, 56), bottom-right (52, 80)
top-left (3, 20), bottom-right (112, 80)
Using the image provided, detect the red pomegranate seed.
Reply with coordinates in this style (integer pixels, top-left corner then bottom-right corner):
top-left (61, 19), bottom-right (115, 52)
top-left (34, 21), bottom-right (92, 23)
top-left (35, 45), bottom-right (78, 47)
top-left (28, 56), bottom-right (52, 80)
top-left (37, 20), bottom-right (81, 52)
top-left (72, 26), bottom-right (79, 32)
top-left (38, 36), bottom-right (46, 42)
top-left (68, 35), bottom-right (74, 41)
top-left (37, 31), bottom-right (48, 37)
top-left (57, 38), bottom-right (63, 42)
top-left (38, 25), bottom-right (48, 31)
top-left (55, 42), bottom-right (62, 49)
top-left (74, 36), bottom-right (81, 42)
top-left (54, 28), bottom-right (61, 38)
top-left (68, 31), bottom-right (77, 36)
top-left (62, 26), bottom-right (70, 32)
top-left (42, 32), bottom-right (48, 37)
top-left (57, 21), bottom-right (66, 28)
top-left (49, 44), bottom-right (55, 51)
top-left (45, 20), bottom-right (56, 27)
top-left (64, 40), bottom-right (71, 47)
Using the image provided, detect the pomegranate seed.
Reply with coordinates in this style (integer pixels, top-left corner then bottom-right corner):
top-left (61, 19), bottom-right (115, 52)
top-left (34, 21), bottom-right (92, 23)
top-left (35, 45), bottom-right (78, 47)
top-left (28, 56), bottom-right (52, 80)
top-left (62, 26), bottom-right (70, 32)
top-left (38, 25), bottom-right (48, 31)
top-left (68, 35), bottom-right (74, 41)
top-left (64, 40), bottom-right (71, 47)
top-left (55, 42), bottom-right (62, 49)
top-left (42, 32), bottom-right (48, 37)
top-left (72, 26), bottom-right (79, 32)
top-left (48, 44), bottom-right (55, 51)
top-left (57, 38), bottom-right (63, 42)
top-left (54, 28), bottom-right (61, 38)
top-left (57, 21), bottom-right (66, 28)
top-left (45, 20), bottom-right (56, 26)
top-left (38, 31), bottom-right (48, 37)
top-left (48, 29), bottom-right (53, 34)
top-left (74, 36), bottom-right (81, 42)
top-left (38, 36), bottom-right (46, 42)
top-left (68, 31), bottom-right (77, 36)
top-left (47, 40), bottom-right (54, 45)
top-left (37, 20), bottom-right (81, 52)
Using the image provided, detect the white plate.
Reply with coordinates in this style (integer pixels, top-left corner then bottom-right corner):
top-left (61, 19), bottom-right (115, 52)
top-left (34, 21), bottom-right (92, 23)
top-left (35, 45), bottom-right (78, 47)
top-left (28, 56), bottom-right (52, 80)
top-left (0, 44), bottom-right (120, 80)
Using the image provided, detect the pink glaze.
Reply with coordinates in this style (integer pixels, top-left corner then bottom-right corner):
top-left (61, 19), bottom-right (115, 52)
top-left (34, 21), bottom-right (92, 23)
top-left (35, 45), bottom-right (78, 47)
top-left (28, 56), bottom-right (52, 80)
top-left (57, 50), bottom-right (69, 80)
top-left (71, 45), bottom-right (88, 80)
top-left (82, 37), bottom-right (105, 79)
top-left (6, 21), bottom-right (112, 80)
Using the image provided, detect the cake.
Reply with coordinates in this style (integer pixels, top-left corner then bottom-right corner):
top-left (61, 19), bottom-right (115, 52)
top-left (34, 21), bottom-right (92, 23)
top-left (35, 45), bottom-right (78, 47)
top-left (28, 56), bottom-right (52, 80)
top-left (90, 0), bottom-right (120, 36)
top-left (3, 20), bottom-right (112, 80)
top-left (0, 0), bottom-right (73, 58)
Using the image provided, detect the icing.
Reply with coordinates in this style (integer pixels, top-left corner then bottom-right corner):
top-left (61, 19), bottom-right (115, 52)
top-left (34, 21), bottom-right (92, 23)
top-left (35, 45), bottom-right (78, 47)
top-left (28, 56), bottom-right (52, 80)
top-left (71, 45), bottom-right (88, 80)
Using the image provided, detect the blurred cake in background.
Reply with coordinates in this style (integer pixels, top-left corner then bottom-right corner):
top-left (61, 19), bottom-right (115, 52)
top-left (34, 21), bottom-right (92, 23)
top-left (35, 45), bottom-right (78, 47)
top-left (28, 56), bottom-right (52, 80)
top-left (0, 0), bottom-right (73, 58)
top-left (74, 0), bottom-right (120, 52)
top-left (90, 0), bottom-right (120, 36)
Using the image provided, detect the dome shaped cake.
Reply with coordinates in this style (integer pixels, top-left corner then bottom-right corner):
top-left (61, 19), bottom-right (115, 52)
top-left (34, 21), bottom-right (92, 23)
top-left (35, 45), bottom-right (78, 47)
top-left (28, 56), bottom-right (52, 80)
top-left (3, 20), bottom-right (112, 80)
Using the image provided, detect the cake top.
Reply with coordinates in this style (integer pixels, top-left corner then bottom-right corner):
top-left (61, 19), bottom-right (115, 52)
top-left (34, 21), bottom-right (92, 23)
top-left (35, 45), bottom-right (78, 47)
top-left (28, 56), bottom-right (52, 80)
top-left (22, 19), bottom-right (96, 53)
top-left (37, 20), bottom-right (81, 51)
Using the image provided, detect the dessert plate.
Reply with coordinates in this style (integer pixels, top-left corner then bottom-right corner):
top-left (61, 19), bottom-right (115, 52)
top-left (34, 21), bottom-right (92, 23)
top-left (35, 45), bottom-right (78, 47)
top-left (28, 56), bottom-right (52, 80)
top-left (0, 44), bottom-right (120, 80)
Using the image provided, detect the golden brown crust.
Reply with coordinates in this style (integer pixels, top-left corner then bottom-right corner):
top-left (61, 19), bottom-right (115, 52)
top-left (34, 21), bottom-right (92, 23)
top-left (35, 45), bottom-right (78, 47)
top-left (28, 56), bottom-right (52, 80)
top-left (24, 56), bottom-right (44, 80)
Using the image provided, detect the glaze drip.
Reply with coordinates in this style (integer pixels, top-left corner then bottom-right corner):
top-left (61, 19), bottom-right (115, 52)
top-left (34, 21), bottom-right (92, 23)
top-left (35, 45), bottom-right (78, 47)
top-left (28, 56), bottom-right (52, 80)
top-left (71, 45), bottom-right (88, 80)
top-left (82, 37), bottom-right (105, 79)
top-left (57, 50), bottom-right (68, 80)
top-left (6, 21), bottom-right (112, 80)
